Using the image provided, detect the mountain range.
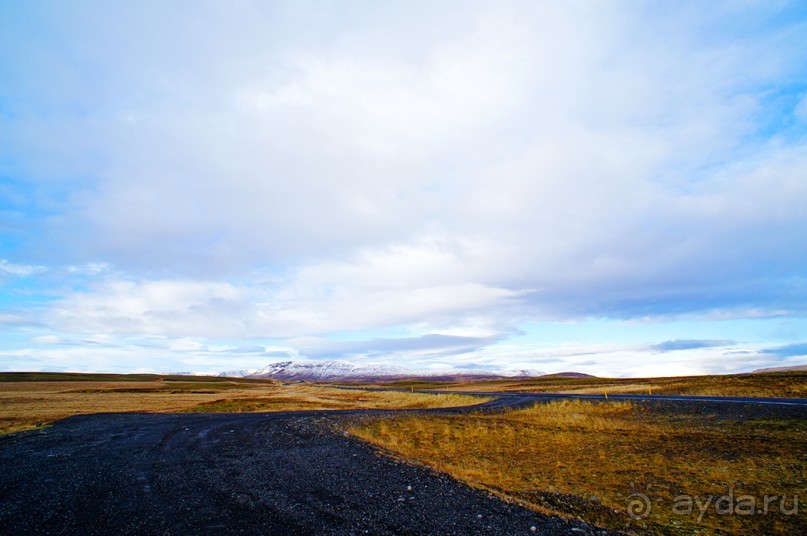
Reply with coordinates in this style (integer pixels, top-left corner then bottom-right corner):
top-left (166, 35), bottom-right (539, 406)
top-left (219, 360), bottom-right (546, 381)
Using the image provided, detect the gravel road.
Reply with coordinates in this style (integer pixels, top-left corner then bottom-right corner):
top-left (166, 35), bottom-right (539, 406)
top-left (0, 398), bottom-right (615, 536)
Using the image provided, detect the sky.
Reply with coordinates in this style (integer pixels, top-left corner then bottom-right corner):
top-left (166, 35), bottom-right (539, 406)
top-left (1, 0), bottom-right (806, 377)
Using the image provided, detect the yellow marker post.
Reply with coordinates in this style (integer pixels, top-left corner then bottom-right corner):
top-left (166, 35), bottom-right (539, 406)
top-left (604, 387), bottom-right (608, 400)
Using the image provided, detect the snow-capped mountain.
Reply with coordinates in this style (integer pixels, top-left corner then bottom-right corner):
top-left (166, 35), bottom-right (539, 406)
top-left (219, 360), bottom-right (545, 380)
top-left (497, 369), bottom-right (545, 377)
top-left (217, 369), bottom-right (260, 378)
top-left (245, 361), bottom-right (407, 380)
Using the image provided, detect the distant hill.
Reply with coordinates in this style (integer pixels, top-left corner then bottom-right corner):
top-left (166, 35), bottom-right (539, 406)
top-left (538, 372), bottom-right (596, 379)
top-left (751, 364), bottom-right (807, 373)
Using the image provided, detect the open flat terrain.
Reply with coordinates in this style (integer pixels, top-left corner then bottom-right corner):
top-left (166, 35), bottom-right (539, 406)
top-left (358, 371), bottom-right (807, 398)
top-left (0, 373), bottom-right (483, 434)
top-left (1, 373), bottom-right (804, 534)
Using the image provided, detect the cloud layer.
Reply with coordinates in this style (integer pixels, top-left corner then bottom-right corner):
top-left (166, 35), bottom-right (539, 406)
top-left (1, 1), bottom-right (806, 375)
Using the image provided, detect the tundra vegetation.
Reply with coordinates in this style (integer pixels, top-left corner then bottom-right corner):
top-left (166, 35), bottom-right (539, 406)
top-left (351, 399), bottom-right (805, 535)
top-left (363, 371), bottom-right (807, 398)
top-left (0, 372), bottom-right (485, 434)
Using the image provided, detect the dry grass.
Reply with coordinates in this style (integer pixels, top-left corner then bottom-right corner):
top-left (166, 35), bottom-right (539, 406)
top-left (0, 376), bottom-right (485, 434)
top-left (180, 386), bottom-right (485, 413)
top-left (369, 371), bottom-right (807, 398)
top-left (351, 400), bottom-right (806, 535)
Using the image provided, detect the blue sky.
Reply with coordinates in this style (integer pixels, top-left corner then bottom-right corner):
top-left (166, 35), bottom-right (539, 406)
top-left (1, 1), bottom-right (806, 376)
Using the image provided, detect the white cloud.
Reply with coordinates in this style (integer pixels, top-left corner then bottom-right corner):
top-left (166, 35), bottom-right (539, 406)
top-left (0, 259), bottom-right (47, 277)
top-left (32, 335), bottom-right (62, 345)
top-left (66, 262), bottom-right (110, 275)
top-left (47, 272), bottom-right (528, 340)
top-left (50, 279), bottom-right (248, 338)
top-left (0, 313), bottom-right (42, 327)
top-left (426, 340), bottom-right (782, 378)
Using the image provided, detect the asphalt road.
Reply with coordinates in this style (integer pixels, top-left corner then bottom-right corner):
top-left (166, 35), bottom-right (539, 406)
top-left (1, 393), bottom-right (804, 535)
top-left (454, 391), bottom-right (807, 407)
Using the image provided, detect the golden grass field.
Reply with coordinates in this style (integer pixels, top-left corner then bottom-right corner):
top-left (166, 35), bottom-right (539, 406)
top-left (368, 371), bottom-right (807, 398)
top-left (351, 400), bottom-right (806, 536)
top-left (0, 373), bottom-right (485, 434)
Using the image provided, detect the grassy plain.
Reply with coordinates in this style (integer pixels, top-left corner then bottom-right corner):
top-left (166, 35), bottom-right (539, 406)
top-left (0, 373), bottom-right (485, 434)
top-left (364, 371), bottom-right (807, 398)
top-left (351, 400), bottom-right (806, 535)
